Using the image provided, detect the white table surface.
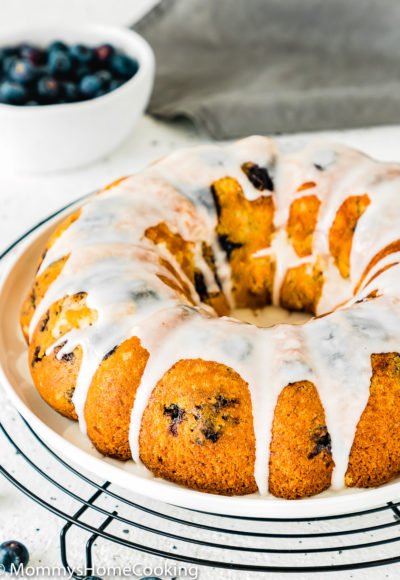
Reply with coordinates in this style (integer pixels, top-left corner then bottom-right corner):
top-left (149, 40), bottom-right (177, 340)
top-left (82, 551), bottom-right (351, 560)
top-left (2, 7), bottom-right (400, 578)
top-left (2, 116), bottom-right (400, 580)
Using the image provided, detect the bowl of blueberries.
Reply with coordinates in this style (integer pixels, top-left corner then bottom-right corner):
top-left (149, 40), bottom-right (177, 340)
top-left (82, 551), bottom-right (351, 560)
top-left (0, 24), bottom-right (154, 172)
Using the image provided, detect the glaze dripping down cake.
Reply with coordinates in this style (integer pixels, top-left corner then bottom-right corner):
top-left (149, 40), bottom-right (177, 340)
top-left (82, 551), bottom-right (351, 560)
top-left (20, 137), bottom-right (400, 499)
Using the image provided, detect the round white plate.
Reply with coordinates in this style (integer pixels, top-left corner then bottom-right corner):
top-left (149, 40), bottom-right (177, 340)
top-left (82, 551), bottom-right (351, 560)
top-left (1, 200), bottom-right (400, 518)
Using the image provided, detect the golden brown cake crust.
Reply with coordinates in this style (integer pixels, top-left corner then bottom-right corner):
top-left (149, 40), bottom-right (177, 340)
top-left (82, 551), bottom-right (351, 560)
top-left (28, 291), bottom-right (98, 420)
top-left (139, 359), bottom-right (258, 495)
top-left (280, 263), bottom-right (323, 314)
top-left (346, 353), bottom-right (400, 488)
top-left (21, 256), bottom-right (68, 342)
top-left (329, 195), bottom-right (371, 278)
top-left (269, 381), bottom-right (334, 499)
top-left (287, 194), bottom-right (321, 258)
top-left (85, 337), bottom-right (149, 460)
top-left (211, 176), bottom-right (275, 308)
top-left (355, 240), bottom-right (400, 294)
top-left (145, 221), bottom-right (229, 315)
top-left (20, 209), bottom-right (82, 342)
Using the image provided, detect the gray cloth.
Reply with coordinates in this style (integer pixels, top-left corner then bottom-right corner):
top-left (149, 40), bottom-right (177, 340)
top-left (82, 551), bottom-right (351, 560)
top-left (135, 0), bottom-right (400, 139)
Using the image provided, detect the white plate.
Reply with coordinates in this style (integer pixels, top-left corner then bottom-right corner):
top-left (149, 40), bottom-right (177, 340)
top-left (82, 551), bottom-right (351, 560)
top-left (1, 201), bottom-right (400, 518)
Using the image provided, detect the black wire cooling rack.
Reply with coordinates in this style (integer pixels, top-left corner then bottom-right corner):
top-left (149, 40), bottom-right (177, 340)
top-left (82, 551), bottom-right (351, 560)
top-left (2, 201), bottom-right (400, 578)
top-left (3, 412), bottom-right (400, 577)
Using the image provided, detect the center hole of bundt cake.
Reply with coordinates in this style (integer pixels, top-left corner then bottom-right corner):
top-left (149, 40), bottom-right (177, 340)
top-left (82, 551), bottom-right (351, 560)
top-left (232, 306), bottom-right (312, 328)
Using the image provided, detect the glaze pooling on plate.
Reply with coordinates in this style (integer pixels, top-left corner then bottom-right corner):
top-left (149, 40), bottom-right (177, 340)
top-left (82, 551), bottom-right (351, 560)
top-left (27, 136), bottom-right (400, 497)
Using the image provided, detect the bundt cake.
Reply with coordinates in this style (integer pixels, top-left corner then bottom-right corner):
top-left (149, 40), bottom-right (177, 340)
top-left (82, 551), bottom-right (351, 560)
top-left (20, 136), bottom-right (400, 499)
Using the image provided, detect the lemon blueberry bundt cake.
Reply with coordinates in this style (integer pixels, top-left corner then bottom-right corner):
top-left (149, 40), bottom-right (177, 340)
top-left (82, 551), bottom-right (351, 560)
top-left (20, 137), bottom-right (400, 499)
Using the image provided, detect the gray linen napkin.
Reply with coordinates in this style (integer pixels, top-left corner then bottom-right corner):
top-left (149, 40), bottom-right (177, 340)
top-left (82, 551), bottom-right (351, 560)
top-left (135, 0), bottom-right (400, 139)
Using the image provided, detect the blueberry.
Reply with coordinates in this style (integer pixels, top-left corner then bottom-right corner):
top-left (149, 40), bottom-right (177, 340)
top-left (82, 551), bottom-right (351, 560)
top-left (0, 46), bottom-right (17, 60)
top-left (69, 44), bottom-right (93, 64)
top-left (62, 81), bottom-right (79, 102)
top-left (96, 69), bottom-right (112, 87)
top-left (20, 45), bottom-right (45, 65)
top-left (9, 59), bottom-right (37, 83)
top-left (0, 46), bottom-right (17, 70)
top-left (26, 100), bottom-right (39, 106)
top-left (18, 42), bottom-right (34, 53)
top-left (48, 40), bottom-right (67, 53)
top-left (0, 541), bottom-right (29, 573)
top-left (48, 50), bottom-right (72, 76)
top-left (140, 577), bottom-right (162, 580)
top-left (3, 55), bottom-right (17, 74)
top-left (37, 77), bottom-right (60, 103)
top-left (109, 78), bottom-right (124, 92)
top-left (79, 74), bottom-right (101, 98)
top-left (110, 54), bottom-right (139, 79)
top-left (0, 81), bottom-right (27, 104)
top-left (74, 65), bottom-right (91, 81)
top-left (95, 43), bottom-right (114, 63)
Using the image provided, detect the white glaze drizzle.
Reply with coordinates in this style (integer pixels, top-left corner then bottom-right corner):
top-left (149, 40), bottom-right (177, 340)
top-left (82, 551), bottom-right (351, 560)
top-left (28, 137), bottom-right (400, 495)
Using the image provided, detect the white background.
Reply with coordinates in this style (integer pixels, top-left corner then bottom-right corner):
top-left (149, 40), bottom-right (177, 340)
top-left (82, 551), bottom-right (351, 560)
top-left (1, 2), bottom-right (400, 579)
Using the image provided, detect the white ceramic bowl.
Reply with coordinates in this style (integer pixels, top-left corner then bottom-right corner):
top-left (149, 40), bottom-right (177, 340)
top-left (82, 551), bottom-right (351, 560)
top-left (0, 24), bottom-right (155, 173)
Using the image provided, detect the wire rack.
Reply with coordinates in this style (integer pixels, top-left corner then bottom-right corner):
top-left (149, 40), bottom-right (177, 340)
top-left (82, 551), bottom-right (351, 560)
top-left (2, 202), bottom-right (400, 578)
